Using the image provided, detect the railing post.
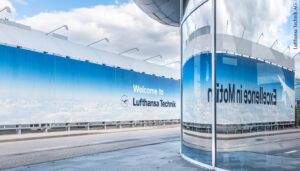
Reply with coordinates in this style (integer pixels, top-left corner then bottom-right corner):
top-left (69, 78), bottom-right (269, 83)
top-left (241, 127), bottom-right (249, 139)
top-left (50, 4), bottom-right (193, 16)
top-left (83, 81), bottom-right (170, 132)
top-left (87, 123), bottom-right (90, 131)
top-left (44, 125), bottom-right (48, 133)
top-left (16, 125), bottom-right (21, 135)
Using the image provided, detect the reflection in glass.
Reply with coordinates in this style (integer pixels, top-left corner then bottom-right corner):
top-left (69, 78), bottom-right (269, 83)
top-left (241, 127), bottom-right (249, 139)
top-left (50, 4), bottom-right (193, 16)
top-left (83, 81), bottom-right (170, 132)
top-left (216, 0), bottom-right (299, 170)
top-left (181, 0), bottom-right (299, 170)
top-left (181, 0), bottom-right (213, 167)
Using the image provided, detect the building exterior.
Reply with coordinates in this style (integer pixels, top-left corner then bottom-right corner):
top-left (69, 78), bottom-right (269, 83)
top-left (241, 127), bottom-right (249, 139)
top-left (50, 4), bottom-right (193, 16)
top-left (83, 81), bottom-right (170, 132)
top-left (0, 18), bottom-right (180, 125)
top-left (135, 0), bottom-right (298, 170)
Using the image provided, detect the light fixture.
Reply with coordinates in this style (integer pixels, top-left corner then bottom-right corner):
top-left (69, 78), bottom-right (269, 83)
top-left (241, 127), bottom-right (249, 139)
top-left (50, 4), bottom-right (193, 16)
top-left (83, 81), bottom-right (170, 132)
top-left (46, 25), bottom-right (69, 35)
top-left (270, 39), bottom-right (278, 49)
top-left (87, 38), bottom-right (109, 47)
top-left (119, 48), bottom-right (139, 55)
top-left (241, 27), bottom-right (246, 39)
top-left (144, 55), bottom-right (162, 61)
top-left (0, 6), bottom-right (11, 14)
top-left (257, 32), bottom-right (264, 43)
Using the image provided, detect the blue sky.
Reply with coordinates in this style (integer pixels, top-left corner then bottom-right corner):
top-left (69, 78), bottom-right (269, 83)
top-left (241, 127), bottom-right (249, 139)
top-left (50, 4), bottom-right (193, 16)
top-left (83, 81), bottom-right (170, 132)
top-left (11, 0), bottom-right (129, 18)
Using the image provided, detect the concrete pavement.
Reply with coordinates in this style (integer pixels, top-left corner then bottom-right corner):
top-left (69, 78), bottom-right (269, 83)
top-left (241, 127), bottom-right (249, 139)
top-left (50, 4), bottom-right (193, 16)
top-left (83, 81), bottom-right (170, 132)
top-left (1, 126), bottom-right (300, 170)
top-left (4, 141), bottom-right (200, 171)
top-left (0, 126), bottom-right (193, 170)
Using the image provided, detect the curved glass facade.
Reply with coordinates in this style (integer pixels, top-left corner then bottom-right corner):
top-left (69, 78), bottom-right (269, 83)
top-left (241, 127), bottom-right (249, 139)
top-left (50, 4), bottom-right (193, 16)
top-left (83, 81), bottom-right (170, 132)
top-left (181, 0), bottom-right (299, 170)
top-left (181, 0), bottom-right (213, 168)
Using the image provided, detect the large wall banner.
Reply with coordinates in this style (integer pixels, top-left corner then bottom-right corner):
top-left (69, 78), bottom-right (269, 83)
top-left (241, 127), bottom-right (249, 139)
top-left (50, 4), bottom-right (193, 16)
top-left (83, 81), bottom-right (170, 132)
top-left (183, 52), bottom-right (295, 125)
top-left (0, 45), bottom-right (180, 124)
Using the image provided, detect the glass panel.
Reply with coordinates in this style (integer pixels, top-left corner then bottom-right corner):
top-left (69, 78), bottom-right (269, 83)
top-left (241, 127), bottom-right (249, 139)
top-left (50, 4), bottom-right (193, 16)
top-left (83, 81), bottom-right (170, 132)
top-left (181, 0), bottom-right (213, 166)
top-left (216, 0), bottom-right (299, 170)
top-left (296, 79), bottom-right (300, 126)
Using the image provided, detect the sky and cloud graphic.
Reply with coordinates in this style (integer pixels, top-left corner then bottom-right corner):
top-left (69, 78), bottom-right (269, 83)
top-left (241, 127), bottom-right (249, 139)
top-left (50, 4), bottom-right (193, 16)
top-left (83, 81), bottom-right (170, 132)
top-left (0, 44), bottom-right (180, 124)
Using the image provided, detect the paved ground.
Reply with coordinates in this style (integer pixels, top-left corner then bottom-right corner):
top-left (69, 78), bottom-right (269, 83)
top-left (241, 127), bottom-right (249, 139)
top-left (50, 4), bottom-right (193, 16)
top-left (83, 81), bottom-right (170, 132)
top-left (4, 141), bottom-right (201, 171)
top-left (183, 129), bottom-right (300, 170)
top-left (0, 126), bottom-right (201, 170)
top-left (1, 126), bottom-right (300, 171)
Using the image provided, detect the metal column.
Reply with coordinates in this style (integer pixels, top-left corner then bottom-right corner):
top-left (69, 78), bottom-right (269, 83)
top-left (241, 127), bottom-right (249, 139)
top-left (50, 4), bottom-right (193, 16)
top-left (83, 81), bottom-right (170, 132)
top-left (179, 0), bottom-right (184, 154)
top-left (211, 0), bottom-right (217, 169)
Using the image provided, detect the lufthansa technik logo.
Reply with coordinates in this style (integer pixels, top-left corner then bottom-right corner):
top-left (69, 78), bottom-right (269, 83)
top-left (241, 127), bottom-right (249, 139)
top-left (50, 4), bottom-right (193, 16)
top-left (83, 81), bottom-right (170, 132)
top-left (121, 95), bottom-right (129, 107)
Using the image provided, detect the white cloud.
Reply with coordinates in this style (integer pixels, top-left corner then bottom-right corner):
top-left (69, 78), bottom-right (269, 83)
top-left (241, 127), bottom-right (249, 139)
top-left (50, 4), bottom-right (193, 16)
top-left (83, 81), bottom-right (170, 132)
top-left (218, 0), bottom-right (299, 76)
top-left (17, 2), bottom-right (180, 68)
top-left (0, 0), bottom-right (16, 19)
top-left (220, 0), bottom-right (294, 50)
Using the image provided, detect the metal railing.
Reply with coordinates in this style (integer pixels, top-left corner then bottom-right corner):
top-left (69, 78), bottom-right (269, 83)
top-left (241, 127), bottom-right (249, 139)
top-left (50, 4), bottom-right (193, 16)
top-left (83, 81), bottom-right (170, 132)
top-left (183, 121), bottom-right (296, 134)
top-left (0, 119), bottom-right (180, 135)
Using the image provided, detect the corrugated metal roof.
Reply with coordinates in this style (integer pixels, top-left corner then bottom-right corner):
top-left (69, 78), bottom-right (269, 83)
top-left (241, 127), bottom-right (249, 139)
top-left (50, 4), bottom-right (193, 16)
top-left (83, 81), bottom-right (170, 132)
top-left (0, 19), bottom-right (179, 79)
